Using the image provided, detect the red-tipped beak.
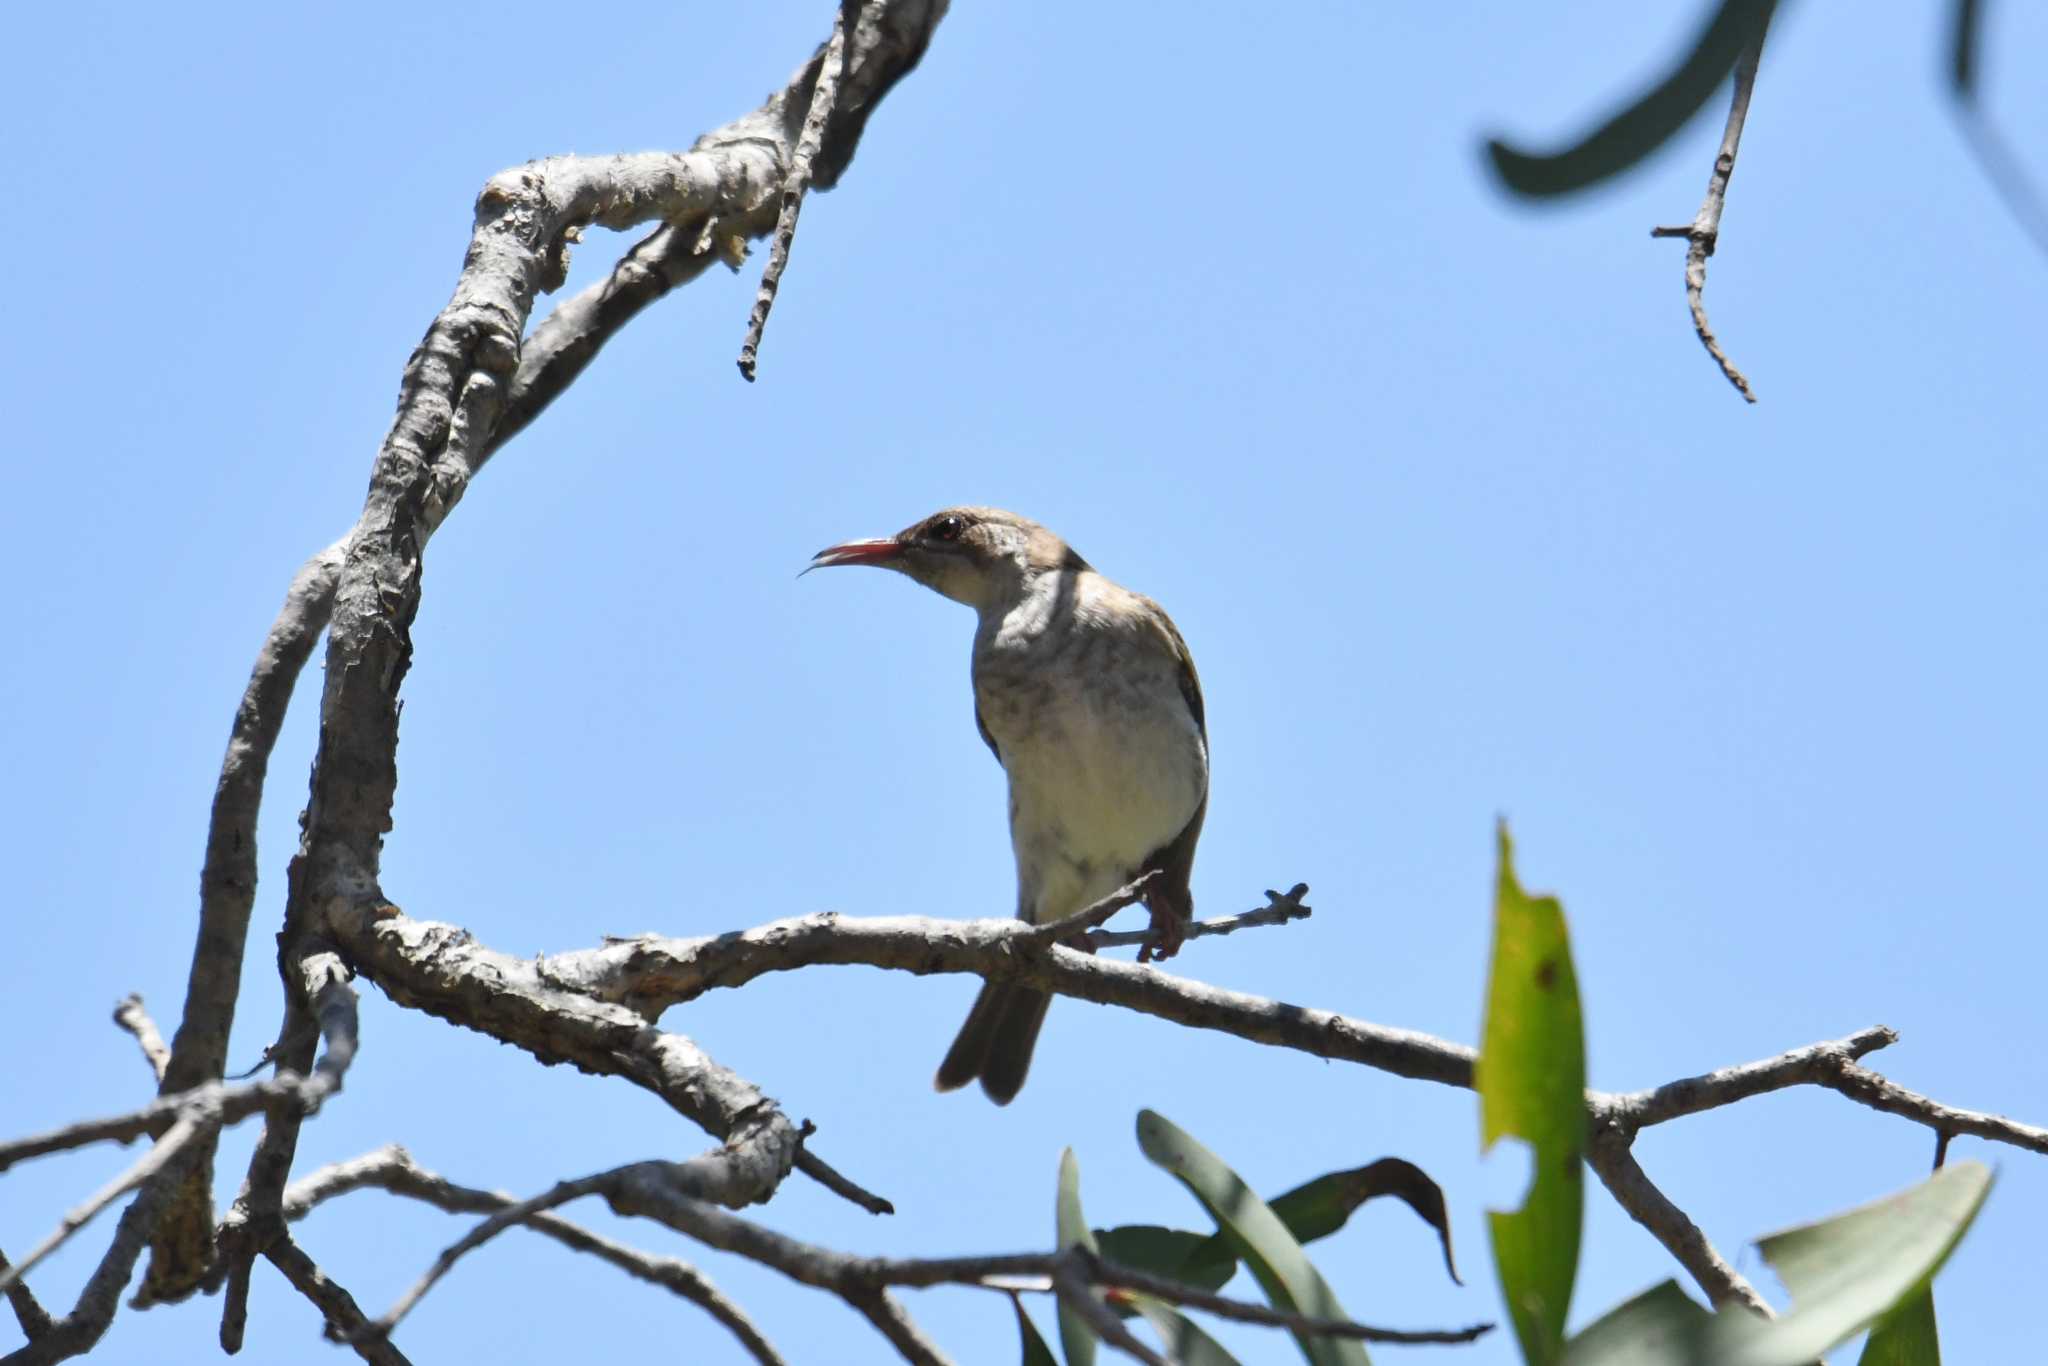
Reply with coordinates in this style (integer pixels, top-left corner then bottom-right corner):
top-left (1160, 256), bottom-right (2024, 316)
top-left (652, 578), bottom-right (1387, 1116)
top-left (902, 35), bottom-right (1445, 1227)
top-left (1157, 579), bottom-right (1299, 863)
top-left (803, 537), bottom-right (903, 574)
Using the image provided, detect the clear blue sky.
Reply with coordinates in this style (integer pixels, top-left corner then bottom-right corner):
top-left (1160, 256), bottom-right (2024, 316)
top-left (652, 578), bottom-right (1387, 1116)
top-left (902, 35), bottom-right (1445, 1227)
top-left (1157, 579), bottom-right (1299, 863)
top-left (5, 4), bottom-right (2045, 1363)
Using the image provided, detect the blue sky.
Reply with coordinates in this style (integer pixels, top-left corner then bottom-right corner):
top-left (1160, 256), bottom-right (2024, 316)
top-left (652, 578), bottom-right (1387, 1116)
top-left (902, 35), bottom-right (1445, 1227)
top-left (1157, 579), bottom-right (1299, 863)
top-left (5, 4), bottom-right (2045, 1363)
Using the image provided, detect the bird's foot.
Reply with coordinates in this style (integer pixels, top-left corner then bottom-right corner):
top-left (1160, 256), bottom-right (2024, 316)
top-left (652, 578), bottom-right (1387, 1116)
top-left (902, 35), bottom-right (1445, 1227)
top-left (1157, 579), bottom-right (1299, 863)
top-left (1136, 905), bottom-right (1188, 964)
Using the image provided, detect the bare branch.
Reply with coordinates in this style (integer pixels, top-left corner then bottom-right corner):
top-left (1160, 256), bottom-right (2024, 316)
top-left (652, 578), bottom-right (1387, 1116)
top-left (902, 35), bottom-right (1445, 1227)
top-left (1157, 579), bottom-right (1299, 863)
top-left (0, 1250), bottom-right (52, 1345)
top-left (1054, 1264), bottom-right (1166, 1366)
top-left (844, 1290), bottom-right (951, 1366)
top-left (1649, 6), bottom-right (1772, 402)
top-left (1022, 872), bottom-right (1162, 944)
top-left (214, 944), bottom-right (361, 1347)
top-left (738, 0), bottom-right (862, 380)
top-left (1083, 882), bottom-right (1311, 952)
top-left (283, 1146), bottom-right (783, 1365)
top-left (0, 1112), bottom-right (214, 1301)
top-left (262, 1235), bottom-right (412, 1366)
top-left (0, 1075), bottom-right (320, 1174)
top-left (602, 1170), bottom-right (1481, 1347)
top-left (1597, 1025), bottom-right (2048, 1155)
top-left (0, 1123), bottom-right (211, 1365)
top-left (793, 1149), bottom-right (895, 1216)
top-left (1585, 1124), bottom-right (1774, 1316)
top-left (1827, 1058), bottom-right (2048, 1155)
top-left (321, 901), bottom-right (851, 1211)
top-left (141, 535), bottom-right (349, 1303)
top-left (357, 1170), bottom-right (620, 1340)
top-left (111, 997), bottom-right (170, 1085)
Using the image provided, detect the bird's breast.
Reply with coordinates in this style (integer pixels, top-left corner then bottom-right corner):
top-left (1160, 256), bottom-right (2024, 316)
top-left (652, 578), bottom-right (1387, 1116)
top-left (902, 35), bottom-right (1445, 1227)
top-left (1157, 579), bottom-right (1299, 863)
top-left (974, 607), bottom-right (1206, 921)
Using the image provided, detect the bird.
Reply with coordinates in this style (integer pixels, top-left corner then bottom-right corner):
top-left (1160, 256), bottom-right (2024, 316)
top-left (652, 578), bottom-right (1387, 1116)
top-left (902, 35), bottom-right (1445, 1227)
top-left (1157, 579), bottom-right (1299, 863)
top-left (807, 506), bottom-right (1208, 1104)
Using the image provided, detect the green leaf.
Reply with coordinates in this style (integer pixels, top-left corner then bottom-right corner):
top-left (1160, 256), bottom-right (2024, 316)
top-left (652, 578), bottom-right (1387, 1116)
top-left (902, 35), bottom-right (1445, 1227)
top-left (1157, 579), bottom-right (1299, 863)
top-left (1486, 0), bottom-right (1775, 197)
top-left (1266, 1158), bottom-right (1461, 1284)
top-left (1098, 1154), bottom-right (1459, 1310)
top-left (1477, 822), bottom-right (1585, 1365)
top-left (1125, 1294), bottom-right (1247, 1366)
top-left (1095, 1225), bottom-right (1238, 1298)
top-left (1857, 1286), bottom-right (1940, 1366)
top-left (1560, 1163), bottom-right (1990, 1366)
top-left (1561, 1280), bottom-right (1710, 1366)
top-left (1015, 1293), bottom-right (1062, 1366)
top-left (1056, 1148), bottom-right (1101, 1366)
top-left (1728, 1160), bottom-right (1991, 1365)
top-left (1136, 1109), bottom-right (1371, 1366)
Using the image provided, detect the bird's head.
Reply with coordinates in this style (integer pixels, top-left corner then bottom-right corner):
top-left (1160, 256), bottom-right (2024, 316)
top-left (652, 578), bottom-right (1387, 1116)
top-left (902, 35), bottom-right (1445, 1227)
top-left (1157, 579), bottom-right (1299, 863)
top-left (805, 506), bottom-right (1084, 610)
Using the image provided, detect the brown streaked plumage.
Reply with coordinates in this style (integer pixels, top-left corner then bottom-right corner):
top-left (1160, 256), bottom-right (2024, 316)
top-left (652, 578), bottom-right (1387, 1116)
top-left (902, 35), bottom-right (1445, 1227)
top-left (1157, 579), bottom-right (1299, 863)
top-left (808, 507), bottom-right (1208, 1103)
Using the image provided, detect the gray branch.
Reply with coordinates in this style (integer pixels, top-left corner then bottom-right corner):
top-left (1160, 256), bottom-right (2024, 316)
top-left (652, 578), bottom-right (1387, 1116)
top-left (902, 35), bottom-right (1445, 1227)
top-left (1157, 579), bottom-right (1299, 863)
top-left (262, 1235), bottom-right (412, 1366)
top-left (0, 1251), bottom-right (51, 1346)
top-left (1649, 5), bottom-right (1772, 402)
top-left (351, 1158), bottom-right (1488, 1363)
top-left (283, 1145), bottom-right (783, 1365)
top-left (120, 0), bottom-right (948, 1319)
top-left (1585, 1124), bottom-right (1775, 1316)
top-left (110, 998), bottom-right (169, 1085)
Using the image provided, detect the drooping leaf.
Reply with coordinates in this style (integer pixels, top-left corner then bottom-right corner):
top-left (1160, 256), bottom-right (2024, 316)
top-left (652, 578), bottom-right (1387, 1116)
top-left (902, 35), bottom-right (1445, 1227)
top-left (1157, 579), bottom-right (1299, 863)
top-left (1056, 1148), bottom-right (1101, 1366)
top-left (1723, 1160), bottom-right (1992, 1365)
top-left (1136, 1109), bottom-right (1371, 1366)
top-left (1095, 1225), bottom-right (1238, 1298)
top-left (1265, 1158), bottom-right (1461, 1285)
top-left (1561, 1280), bottom-right (1710, 1366)
top-left (1015, 1293), bottom-right (1062, 1366)
top-left (1098, 1154), bottom-right (1459, 1307)
top-left (1125, 1294), bottom-right (1247, 1366)
top-left (1486, 0), bottom-right (1776, 197)
top-left (1477, 822), bottom-right (1585, 1365)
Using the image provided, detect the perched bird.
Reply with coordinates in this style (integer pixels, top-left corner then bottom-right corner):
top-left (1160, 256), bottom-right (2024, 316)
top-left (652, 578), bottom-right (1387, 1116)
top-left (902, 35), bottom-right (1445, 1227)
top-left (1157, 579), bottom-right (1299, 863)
top-left (807, 507), bottom-right (1208, 1104)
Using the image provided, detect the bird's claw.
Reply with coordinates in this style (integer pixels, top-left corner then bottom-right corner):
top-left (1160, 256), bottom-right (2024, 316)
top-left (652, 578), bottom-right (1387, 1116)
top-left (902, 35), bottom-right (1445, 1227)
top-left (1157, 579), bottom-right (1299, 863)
top-left (1137, 906), bottom-right (1188, 964)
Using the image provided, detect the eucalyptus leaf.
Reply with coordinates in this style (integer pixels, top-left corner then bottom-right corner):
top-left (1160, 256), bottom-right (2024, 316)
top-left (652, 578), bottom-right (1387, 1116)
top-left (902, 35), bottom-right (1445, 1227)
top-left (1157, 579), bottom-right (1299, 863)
top-left (1478, 823), bottom-right (1585, 1365)
top-left (1857, 1284), bottom-right (1940, 1366)
top-left (1136, 1109), bottom-right (1371, 1366)
top-left (1486, 0), bottom-right (1777, 197)
top-left (1126, 1294), bottom-right (1246, 1366)
top-left (1015, 1293), bottom-right (1062, 1366)
top-left (1562, 1280), bottom-right (1711, 1366)
top-left (1057, 1148), bottom-right (1101, 1366)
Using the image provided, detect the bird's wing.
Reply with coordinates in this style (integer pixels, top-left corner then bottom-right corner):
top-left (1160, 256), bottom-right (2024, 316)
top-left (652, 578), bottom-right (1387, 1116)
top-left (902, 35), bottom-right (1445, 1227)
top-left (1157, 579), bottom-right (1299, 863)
top-left (1141, 597), bottom-right (1206, 738)
top-left (975, 703), bottom-right (1001, 762)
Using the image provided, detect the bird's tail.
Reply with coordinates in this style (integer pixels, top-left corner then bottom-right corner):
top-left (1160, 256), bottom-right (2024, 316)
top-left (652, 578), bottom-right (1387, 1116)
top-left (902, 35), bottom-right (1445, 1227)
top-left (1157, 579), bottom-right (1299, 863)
top-left (934, 981), bottom-right (1051, 1105)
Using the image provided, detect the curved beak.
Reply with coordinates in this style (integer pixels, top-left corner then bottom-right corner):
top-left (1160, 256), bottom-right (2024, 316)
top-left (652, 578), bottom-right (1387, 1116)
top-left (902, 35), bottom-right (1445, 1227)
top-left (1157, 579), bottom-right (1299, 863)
top-left (802, 536), bottom-right (904, 576)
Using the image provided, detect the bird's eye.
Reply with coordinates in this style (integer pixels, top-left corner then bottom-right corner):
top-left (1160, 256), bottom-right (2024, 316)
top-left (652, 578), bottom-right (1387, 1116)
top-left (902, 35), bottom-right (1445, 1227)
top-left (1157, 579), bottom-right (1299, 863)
top-left (929, 514), bottom-right (966, 543)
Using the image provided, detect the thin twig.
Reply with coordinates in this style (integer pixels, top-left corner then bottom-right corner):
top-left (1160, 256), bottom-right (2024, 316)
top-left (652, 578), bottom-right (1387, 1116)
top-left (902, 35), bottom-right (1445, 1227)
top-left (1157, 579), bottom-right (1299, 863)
top-left (1084, 882), bottom-right (1312, 951)
top-left (737, 1), bottom-right (861, 380)
top-left (111, 996), bottom-right (170, 1084)
top-left (283, 1146), bottom-right (784, 1366)
top-left (358, 1171), bottom-right (622, 1340)
top-left (1055, 1265), bottom-right (1167, 1366)
top-left (793, 1149), bottom-right (894, 1216)
top-left (1598, 1025), bottom-right (1897, 1131)
top-left (1649, 6), bottom-right (1773, 402)
top-left (1024, 873), bottom-right (1161, 944)
top-left (2, 1144), bottom-right (209, 1365)
top-left (0, 1113), bottom-right (213, 1299)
